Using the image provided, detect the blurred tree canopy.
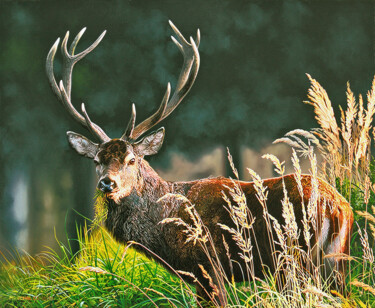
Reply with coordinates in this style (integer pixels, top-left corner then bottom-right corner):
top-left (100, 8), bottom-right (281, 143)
top-left (0, 1), bottom-right (374, 255)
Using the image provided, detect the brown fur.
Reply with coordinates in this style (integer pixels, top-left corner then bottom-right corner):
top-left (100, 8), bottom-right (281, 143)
top-left (97, 139), bottom-right (129, 164)
top-left (102, 158), bottom-right (353, 304)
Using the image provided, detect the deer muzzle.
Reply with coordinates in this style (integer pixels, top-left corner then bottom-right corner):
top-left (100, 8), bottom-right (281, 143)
top-left (98, 177), bottom-right (117, 193)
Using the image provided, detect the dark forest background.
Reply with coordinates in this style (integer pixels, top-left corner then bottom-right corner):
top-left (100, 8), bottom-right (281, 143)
top-left (0, 1), bottom-right (374, 258)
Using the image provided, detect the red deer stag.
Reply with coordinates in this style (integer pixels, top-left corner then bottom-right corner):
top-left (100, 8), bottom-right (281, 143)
top-left (46, 22), bottom-right (353, 305)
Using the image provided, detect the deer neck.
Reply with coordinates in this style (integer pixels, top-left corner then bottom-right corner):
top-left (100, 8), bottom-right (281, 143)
top-left (104, 158), bottom-right (178, 251)
top-left (136, 158), bottom-right (171, 201)
top-left (106, 158), bottom-right (174, 224)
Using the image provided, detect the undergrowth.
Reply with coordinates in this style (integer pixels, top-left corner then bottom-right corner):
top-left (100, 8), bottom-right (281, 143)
top-left (0, 221), bottom-right (195, 307)
top-left (1, 74), bottom-right (375, 306)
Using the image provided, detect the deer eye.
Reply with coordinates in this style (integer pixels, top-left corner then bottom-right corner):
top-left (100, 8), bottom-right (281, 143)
top-left (129, 158), bottom-right (136, 165)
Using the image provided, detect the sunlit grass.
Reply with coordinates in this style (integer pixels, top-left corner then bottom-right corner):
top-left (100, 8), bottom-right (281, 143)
top-left (0, 221), bottom-right (195, 307)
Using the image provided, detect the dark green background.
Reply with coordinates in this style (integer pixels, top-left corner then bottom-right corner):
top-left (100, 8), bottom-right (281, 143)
top-left (0, 1), bottom-right (374, 257)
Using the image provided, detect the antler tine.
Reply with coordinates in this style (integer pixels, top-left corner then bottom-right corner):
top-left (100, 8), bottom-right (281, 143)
top-left (46, 38), bottom-right (61, 99)
top-left (81, 103), bottom-right (104, 140)
top-left (46, 28), bottom-right (110, 143)
top-left (125, 83), bottom-right (170, 140)
top-left (69, 27), bottom-right (87, 55)
top-left (195, 28), bottom-right (201, 48)
top-left (58, 81), bottom-right (110, 142)
top-left (61, 29), bottom-right (106, 99)
top-left (129, 21), bottom-right (200, 140)
top-left (121, 103), bottom-right (137, 140)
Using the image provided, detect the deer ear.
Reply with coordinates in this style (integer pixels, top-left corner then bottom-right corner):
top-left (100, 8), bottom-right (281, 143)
top-left (66, 131), bottom-right (99, 159)
top-left (133, 127), bottom-right (165, 156)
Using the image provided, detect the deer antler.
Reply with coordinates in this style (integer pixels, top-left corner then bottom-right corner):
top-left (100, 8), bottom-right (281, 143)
top-left (46, 28), bottom-right (110, 143)
top-left (122, 21), bottom-right (200, 141)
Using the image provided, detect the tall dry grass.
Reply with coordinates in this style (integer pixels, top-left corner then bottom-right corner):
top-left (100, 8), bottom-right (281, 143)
top-left (267, 74), bottom-right (375, 305)
top-left (275, 74), bottom-right (375, 194)
top-left (163, 147), bottom-right (350, 306)
top-left (160, 74), bottom-right (375, 306)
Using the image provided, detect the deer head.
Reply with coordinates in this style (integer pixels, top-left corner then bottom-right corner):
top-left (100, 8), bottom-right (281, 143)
top-left (46, 22), bottom-right (200, 202)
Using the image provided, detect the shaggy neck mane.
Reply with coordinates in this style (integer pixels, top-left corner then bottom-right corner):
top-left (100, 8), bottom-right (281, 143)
top-left (104, 158), bottom-right (177, 257)
top-left (105, 158), bottom-right (174, 227)
top-left (138, 158), bottom-right (169, 196)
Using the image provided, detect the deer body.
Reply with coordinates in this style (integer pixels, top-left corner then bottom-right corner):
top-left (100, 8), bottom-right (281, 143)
top-left (100, 150), bottom-right (352, 303)
top-left (46, 22), bottom-right (353, 305)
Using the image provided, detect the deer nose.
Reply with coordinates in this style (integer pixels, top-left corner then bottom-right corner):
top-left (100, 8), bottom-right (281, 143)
top-left (98, 177), bottom-right (116, 193)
